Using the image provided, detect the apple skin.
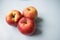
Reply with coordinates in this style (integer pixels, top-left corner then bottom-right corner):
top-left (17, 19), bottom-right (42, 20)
top-left (6, 10), bottom-right (22, 26)
top-left (17, 17), bottom-right (36, 35)
top-left (23, 6), bottom-right (38, 20)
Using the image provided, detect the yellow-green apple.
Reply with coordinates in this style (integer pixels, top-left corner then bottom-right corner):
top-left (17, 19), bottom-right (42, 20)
top-left (17, 17), bottom-right (36, 35)
top-left (6, 10), bottom-right (22, 26)
top-left (23, 6), bottom-right (38, 20)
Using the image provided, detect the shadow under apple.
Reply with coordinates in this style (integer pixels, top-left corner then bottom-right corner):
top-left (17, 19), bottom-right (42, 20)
top-left (31, 17), bottom-right (43, 36)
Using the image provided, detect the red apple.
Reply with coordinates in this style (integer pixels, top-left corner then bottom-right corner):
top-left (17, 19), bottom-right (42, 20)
top-left (6, 10), bottom-right (22, 26)
top-left (17, 17), bottom-right (36, 35)
top-left (23, 6), bottom-right (38, 20)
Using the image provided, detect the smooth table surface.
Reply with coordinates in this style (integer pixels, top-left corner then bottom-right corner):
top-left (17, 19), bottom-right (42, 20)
top-left (0, 0), bottom-right (60, 40)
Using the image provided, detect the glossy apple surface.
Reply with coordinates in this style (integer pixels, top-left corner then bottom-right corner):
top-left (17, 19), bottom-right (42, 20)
top-left (18, 17), bottom-right (36, 35)
top-left (23, 6), bottom-right (38, 20)
top-left (6, 10), bottom-right (22, 26)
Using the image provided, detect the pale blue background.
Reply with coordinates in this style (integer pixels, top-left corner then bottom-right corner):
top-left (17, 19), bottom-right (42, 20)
top-left (0, 0), bottom-right (60, 40)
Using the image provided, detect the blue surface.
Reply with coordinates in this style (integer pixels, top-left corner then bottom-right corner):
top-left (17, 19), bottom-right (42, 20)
top-left (0, 0), bottom-right (60, 40)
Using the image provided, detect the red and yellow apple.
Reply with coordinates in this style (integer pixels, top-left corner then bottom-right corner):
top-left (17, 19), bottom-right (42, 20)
top-left (6, 10), bottom-right (22, 26)
top-left (23, 6), bottom-right (38, 20)
top-left (17, 17), bottom-right (36, 35)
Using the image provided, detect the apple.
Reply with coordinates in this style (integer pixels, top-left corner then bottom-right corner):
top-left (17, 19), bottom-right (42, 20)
top-left (17, 17), bottom-right (36, 35)
top-left (23, 6), bottom-right (38, 20)
top-left (6, 10), bottom-right (22, 26)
